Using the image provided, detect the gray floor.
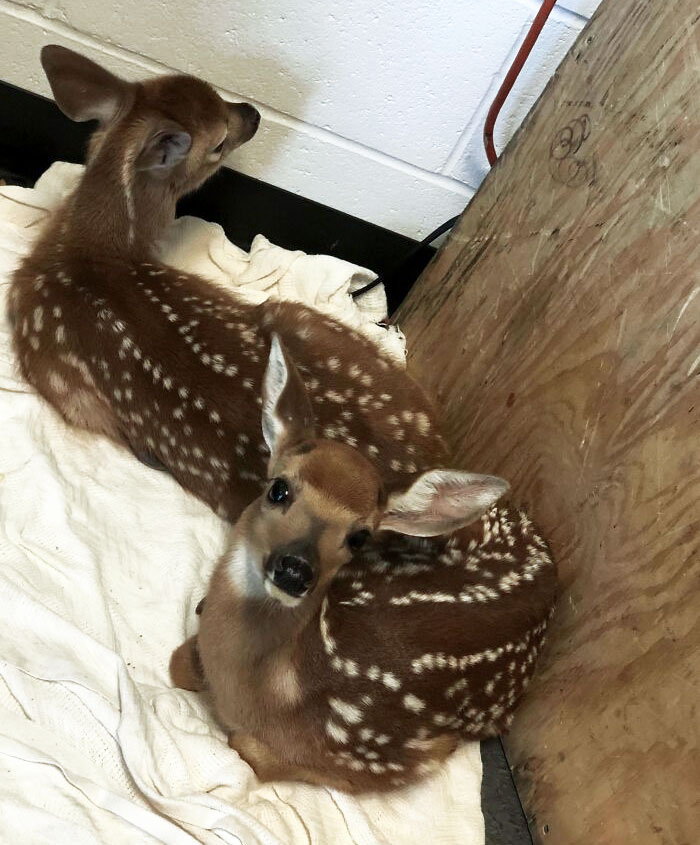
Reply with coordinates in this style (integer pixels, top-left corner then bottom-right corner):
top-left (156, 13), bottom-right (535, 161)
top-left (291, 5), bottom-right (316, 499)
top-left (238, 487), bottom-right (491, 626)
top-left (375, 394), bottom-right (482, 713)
top-left (481, 739), bottom-right (532, 845)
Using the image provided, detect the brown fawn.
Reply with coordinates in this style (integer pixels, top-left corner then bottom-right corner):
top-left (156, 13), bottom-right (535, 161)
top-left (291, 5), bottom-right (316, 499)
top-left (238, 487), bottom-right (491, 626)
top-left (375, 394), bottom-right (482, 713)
top-left (10, 45), bottom-right (452, 525)
top-left (170, 335), bottom-right (557, 793)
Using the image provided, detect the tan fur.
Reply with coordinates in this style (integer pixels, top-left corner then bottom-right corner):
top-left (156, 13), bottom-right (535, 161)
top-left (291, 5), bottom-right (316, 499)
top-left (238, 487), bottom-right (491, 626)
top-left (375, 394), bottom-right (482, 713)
top-left (174, 432), bottom-right (557, 794)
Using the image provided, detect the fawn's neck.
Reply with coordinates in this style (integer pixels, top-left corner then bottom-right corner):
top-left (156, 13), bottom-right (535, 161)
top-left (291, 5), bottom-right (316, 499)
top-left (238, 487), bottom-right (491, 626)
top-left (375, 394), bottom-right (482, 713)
top-left (240, 591), bottom-right (323, 664)
top-left (57, 137), bottom-right (177, 262)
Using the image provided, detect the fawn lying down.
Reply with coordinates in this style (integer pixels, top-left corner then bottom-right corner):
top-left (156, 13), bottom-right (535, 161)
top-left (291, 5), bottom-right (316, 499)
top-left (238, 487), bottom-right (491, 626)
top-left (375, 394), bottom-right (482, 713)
top-left (170, 336), bottom-right (557, 793)
top-left (10, 45), bottom-right (451, 524)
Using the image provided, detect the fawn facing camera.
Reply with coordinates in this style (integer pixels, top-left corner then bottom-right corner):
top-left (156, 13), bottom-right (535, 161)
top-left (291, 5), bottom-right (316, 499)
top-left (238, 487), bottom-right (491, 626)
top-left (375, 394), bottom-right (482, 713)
top-left (170, 335), bottom-right (557, 793)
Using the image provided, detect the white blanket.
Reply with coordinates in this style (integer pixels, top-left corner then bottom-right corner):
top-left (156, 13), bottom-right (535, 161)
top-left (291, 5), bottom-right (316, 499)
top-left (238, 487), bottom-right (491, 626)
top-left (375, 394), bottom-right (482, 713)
top-left (0, 164), bottom-right (484, 845)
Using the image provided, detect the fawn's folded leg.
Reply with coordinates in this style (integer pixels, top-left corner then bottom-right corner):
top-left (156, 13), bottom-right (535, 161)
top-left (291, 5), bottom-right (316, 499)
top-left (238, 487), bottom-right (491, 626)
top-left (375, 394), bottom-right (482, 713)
top-left (169, 636), bottom-right (205, 691)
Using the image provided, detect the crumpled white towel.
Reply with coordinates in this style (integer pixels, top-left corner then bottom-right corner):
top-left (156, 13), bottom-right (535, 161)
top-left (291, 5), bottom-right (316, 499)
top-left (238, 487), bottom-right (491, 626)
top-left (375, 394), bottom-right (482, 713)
top-left (0, 164), bottom-right (484, 845)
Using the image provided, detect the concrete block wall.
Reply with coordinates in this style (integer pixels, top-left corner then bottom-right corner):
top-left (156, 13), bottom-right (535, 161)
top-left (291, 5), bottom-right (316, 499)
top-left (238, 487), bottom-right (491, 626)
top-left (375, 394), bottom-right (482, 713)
top-left (0, 0), bottom-right (601, 239)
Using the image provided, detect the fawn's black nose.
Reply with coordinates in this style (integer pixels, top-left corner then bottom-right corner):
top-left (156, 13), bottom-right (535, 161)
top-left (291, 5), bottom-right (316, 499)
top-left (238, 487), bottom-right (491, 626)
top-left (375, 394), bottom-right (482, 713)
top-left (266, 550), bottom-right (315, 598)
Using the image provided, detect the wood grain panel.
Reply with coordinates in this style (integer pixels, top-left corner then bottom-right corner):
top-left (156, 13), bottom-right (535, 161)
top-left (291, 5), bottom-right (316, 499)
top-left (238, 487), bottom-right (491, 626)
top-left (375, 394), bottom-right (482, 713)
top-left (395, 1), bottom-right (700, 842)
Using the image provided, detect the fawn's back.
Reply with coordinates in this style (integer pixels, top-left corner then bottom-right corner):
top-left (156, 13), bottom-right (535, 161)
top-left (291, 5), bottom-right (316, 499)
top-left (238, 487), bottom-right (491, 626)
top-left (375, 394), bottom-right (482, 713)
top-left (299, 510), bottom-right (554, 790)
top-left (13, 256), bottom-right (447, 520)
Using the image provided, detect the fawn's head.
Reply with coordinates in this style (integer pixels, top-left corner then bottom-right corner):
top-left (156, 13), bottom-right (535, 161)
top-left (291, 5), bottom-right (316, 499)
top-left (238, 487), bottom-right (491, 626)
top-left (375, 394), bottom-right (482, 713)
top-left (226, 335), bottom-right (510, 609)
top-left (40, 45), bottom-right (259, 246)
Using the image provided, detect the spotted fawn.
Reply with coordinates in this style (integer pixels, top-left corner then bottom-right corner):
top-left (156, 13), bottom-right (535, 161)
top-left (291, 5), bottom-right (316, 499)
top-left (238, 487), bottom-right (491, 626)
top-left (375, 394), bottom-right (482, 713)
top-left (10, 45), bottom-right (452, 525)
top-left (170, 335), bottom-right (557, 793)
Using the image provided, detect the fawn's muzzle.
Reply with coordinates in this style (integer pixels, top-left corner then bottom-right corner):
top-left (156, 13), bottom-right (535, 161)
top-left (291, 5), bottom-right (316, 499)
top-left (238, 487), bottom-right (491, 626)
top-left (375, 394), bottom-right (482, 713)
top-left (265, 550), bottom-right (316, 598)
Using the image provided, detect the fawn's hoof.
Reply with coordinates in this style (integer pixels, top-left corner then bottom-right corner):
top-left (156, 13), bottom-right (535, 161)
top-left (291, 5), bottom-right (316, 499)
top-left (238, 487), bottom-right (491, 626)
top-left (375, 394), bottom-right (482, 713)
top-left (131, 444), bottom-right (169, 472)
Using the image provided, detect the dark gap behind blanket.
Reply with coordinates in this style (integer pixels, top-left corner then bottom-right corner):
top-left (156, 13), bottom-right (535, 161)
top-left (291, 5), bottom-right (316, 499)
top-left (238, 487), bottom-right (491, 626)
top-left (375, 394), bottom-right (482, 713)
top-left (0, 79), bottom-right (435, 315)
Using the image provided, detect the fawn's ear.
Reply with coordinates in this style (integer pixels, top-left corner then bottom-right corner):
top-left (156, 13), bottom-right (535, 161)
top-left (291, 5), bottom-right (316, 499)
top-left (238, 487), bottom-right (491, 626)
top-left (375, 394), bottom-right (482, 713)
top-left (379, 470), bottom-right (509, 537)
top-left (135, 125), bottom-right (192, 172)
top-left (261, 333), bottom-right (315, 465)
top-left (41, 44), bottom-right (131, 124)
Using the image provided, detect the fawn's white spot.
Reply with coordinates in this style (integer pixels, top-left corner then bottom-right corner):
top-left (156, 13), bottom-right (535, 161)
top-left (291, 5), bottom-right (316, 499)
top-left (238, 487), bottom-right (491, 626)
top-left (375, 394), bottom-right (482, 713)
top-left (29, 336), bottom-right (40, 351)
top-left (416, 412), bottom-right (431, 434)
top-left (329, 698), bottom-right (363, 725)
top-left (55, 325), bottom-right (66, 344)
top-left (48, 371), bottom-right (68, 395)
top-left (403, 694), bottom-right (426, 714)
top-left (382, 672), bottom-right (401, 691)
top-left (326, 720), bottom-right (349, 744)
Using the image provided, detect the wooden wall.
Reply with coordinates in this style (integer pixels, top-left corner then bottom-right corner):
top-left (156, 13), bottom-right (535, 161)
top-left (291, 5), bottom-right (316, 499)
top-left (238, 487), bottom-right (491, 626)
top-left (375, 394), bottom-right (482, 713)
top-left (395, 1), bottom-right (700, 842)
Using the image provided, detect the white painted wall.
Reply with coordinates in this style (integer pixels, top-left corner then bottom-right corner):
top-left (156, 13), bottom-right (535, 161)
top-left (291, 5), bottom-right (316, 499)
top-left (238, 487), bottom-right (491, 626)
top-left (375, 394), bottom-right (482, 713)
top-left (0, 0), bottom-right (602, 239)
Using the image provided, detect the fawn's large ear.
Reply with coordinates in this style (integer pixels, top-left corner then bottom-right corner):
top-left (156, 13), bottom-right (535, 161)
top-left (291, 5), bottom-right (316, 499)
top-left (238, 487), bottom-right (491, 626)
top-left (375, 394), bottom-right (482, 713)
top-left (379, 470), bottom-right (509, 537)
top-left (41, 44), bottom-right (131, 124)
top-left (135, 125), bottom-right (192, 172)
top-left (261, 334), bottom-right (315, 464)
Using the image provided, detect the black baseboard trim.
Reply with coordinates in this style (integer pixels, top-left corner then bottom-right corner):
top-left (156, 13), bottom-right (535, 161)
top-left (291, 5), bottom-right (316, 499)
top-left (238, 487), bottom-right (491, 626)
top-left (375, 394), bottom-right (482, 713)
top-left (481, 738), bottom-right (533, 845)
top-left (0, 79), bottom-right (435, 314)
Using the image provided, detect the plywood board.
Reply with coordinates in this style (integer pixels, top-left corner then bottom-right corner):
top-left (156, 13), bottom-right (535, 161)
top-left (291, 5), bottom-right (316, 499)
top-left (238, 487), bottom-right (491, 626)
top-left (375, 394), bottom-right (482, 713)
top-left (395, 1), bottom-right (700, 842)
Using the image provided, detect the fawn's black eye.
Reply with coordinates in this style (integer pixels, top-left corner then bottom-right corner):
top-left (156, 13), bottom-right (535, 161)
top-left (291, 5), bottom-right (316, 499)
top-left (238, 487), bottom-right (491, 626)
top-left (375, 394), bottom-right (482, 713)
top-left (212, 138), bottom-right (226, 154)
top-left (268, 478), bottom-right (290, 505)
top-left (347, 529), bottom-right (371, 552)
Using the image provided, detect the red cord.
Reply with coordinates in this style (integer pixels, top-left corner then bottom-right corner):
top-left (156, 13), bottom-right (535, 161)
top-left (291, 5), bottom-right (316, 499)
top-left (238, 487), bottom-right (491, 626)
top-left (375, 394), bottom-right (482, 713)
top-left (483, 0), bottom-right (558, 166)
